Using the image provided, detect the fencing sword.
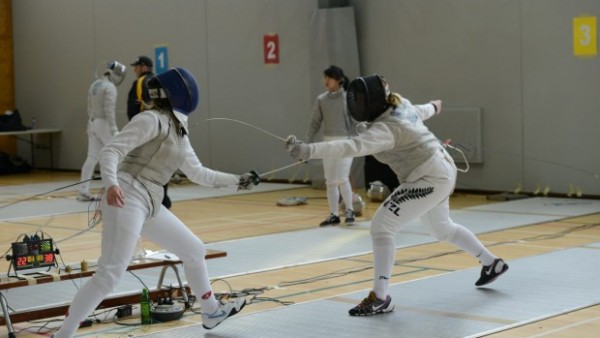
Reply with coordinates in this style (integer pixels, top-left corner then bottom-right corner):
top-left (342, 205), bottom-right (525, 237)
top-left (0, 176), bottom-right (101, 211)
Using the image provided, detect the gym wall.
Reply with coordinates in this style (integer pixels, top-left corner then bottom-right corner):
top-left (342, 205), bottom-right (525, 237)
top-left (12, 0), bottom-right (600, 195)
top-left (12, 0), bottom-right (319, 179)
top-left (350, 0), bottom-right (600, 195)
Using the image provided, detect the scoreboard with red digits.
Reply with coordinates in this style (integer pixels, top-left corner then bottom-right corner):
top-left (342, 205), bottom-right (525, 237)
top-left (9, 236), bottom-right (57, 271)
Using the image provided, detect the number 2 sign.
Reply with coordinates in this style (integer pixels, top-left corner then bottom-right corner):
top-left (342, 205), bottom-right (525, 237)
top-left (264, 34), bottom-right (279, 65)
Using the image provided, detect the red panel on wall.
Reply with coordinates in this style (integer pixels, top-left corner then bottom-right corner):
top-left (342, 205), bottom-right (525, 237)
top-left (263, 34), bottom-right (279, 64)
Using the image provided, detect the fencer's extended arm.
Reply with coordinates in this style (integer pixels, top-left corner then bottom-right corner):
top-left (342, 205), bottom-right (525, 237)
top-left (413, 100), bottom-right (439, 121)
top-left (431, 100), bottom-right (442, 115)
top-left (179, 138), bottom-right (239, 188)
top-left (99, 112), bottom-right (160, 189)
top-left (308, 123), bottom-right (395, 160)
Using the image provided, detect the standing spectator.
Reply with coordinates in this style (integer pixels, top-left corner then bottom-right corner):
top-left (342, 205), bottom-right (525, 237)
top-left (127, 56), bottom-right (154, 120)
top-left (127, 55), bottom-right (171, 208)
top-left (304, 65), bottom-right (356, 226)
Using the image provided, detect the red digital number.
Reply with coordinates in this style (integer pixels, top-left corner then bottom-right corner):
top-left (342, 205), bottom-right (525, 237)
top-left (44, 253), bottom-right (54, 263)
top-left (17, 256), bottom-right (28, 266)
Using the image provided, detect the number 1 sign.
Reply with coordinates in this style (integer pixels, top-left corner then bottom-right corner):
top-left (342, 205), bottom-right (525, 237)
top-left (264, 34), bottom-right (279, 65)
top-left (155, 46), bottom-right (169, 74)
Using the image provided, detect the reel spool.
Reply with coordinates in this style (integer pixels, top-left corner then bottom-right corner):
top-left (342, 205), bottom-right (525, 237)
top-left (339, 192), bottom-right (365, 216)
top-left (150, 304), bottom-right (185, 322)
top-left (367, 181), bottom-right (391, 202)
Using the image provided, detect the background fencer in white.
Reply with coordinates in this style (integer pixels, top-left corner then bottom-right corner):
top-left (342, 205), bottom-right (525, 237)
top-left (287, 74), bottom-right (508, 317)
top-left (53, 68), bottom-right (258, 338)
top-left (304, 65), bottom-right (356, 226)
top-left (78, 61), bottom-right (126, 202)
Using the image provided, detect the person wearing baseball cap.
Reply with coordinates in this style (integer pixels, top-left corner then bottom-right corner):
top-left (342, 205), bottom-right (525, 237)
top-left (126, 55), bottom-right (172, 209)
top-left (127, 56), bottom-right (154, 120)
top-left (130, 55), bottom-right (153, 68)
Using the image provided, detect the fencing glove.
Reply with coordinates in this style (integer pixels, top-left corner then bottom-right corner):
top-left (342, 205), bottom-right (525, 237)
top-left (285, 135), bottom-right (311, 162)
top-left (238, 170), bottom-right (260, 191)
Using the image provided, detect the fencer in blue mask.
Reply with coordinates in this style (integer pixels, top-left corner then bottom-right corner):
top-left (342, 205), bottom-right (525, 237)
top-left (54, 68), bottom-right (259, 337)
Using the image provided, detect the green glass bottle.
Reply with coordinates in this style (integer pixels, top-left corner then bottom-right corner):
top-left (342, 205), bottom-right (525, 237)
top-left (140, 288), bottom-right (151, 324)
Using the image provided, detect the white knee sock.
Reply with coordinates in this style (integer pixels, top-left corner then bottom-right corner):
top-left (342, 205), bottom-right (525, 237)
top-left (448, 223), bottom-right (496, 266)
top-left (339, 181), bottom-right (354, 212)
top-left (372, 237), bottom-right (395, 299)
top-left (326, 185), bottom-right (340, 215)
top-left (184, 264), bottom-right (219, 314)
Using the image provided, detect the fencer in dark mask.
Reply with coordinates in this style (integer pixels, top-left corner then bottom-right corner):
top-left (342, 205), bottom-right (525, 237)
top-left (285, 74), bottom-right (508, 317)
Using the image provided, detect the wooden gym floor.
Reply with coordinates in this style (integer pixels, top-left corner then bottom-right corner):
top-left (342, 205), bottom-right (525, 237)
top-left (1, 171), bottom-right (599, 338)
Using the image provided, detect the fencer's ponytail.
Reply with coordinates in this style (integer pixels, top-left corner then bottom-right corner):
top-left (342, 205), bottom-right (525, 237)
top-left (341, 75), bottom-right (349, 91)
top-left (387, 92), bottom-right (402, 107)
top-left (379, 75), bottom-right (402, 108)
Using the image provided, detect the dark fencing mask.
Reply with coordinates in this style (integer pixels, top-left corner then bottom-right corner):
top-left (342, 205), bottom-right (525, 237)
top-left (346, 75), bottom-right (390, 122)
top-left (147, 67), bottom-right (199, 115)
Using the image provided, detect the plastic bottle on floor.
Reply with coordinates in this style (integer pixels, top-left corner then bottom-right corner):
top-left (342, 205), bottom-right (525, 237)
top-left (140, 288), bottom-right (151, 324)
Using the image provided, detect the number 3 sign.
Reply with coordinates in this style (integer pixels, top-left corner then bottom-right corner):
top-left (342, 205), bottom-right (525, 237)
top-left (573, 16), bottom-right (597, 57)
top-left (264, 34), bottom-right (279, 64)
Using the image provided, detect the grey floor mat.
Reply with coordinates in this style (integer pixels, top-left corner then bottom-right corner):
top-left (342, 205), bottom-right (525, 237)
top-left (204, 207), bottom-right (564, 278)
top-left (140, 245), bottom-right (600, 338)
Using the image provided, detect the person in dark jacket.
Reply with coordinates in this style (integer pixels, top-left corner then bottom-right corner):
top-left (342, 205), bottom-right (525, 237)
top-left (127, 55), bottom-right (172, 208)
top-left (127, 56), bottom-right (154, 120)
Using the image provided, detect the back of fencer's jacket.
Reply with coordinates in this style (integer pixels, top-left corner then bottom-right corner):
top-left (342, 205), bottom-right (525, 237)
top-left (88, 76), bottom-right (119, 135)
top-left (119, 111), bottom-right (184, 214)
top-left (372, 108), bottom-right (442, 183)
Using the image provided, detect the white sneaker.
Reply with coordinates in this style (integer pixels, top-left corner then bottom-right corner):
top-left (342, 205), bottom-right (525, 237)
top-left (202, 297), bottom-right (246, 330)
top-left (77, 193), bottom-right (99, 202)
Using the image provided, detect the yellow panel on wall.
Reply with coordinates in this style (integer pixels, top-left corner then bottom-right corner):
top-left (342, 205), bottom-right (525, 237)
top-left (573, 16), bottom-right (597, 57)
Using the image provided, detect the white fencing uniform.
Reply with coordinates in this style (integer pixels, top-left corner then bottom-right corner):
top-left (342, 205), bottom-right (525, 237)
top-left (305, 99), bottom-right (498, 298)
top-left (79, 75), bottom-right (119, 196)
top-left (55, 110), bottom-right (239, 338)
top-left (322, 136), bottom-right (353, 215)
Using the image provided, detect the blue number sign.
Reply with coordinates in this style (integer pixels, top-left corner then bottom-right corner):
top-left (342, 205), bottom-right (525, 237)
top-left (155, 46), bottom-right (169, 74)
